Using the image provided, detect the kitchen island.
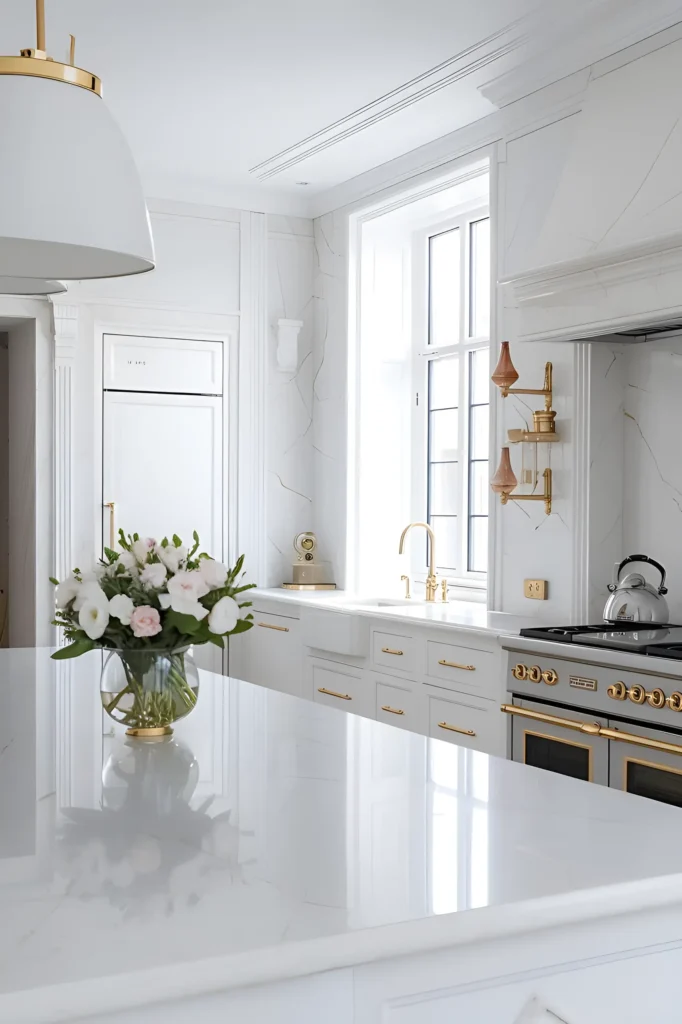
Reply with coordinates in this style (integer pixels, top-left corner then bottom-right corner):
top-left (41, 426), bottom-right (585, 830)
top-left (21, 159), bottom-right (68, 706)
top-left (2, 649), bottom-right (682, 1023)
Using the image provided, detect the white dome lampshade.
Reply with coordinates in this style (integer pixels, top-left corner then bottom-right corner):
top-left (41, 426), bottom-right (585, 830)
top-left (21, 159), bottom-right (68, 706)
top-left (0, 277), bottom-right (65, 295)
top-left (0, 2), bottom-right (154, 281)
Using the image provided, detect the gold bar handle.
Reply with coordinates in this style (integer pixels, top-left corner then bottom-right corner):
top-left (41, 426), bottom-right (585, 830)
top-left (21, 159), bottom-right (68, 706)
top-left (103, 501), bottom-right (116, 549)
top-left (501, 702), bottom-right (682, 756)
top-left (257, 622), bottom-right (290, 632)
top-left (382, 647), bottom-right (404, 656)
top-left (381, 705), bottom-right (405, 716)
top-left (438, 659), bottom-right (475, 671)
top-left (438, 721), bottom-right (476, 737)
top-left (318, 687), bottom-right (351, 701)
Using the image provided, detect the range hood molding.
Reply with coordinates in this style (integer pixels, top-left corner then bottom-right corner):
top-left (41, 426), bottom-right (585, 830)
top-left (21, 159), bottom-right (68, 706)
top-left (502, 33), bottom-right (682, 344)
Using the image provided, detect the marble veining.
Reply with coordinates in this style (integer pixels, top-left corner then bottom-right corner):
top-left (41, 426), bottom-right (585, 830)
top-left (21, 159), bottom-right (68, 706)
top-left (4, 649), bottom-right (682, 1021)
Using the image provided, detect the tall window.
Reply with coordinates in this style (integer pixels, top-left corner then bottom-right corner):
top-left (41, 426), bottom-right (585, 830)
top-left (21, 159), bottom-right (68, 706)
top-left (413, 209), bottom-right (490, 586)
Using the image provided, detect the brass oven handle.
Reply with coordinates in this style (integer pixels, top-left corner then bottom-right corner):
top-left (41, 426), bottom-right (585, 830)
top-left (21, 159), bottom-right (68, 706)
top-left (438, 659), bottom-right (475, 671)
top-left (318, 687), bottom-right (351, 701)
top-left (381, 705), bottom-right (405, 716)
top-left (501, 703), bottom-right (682, 756)
top-left (382, 647), bottom-right (404, 656)
top-left (438, 721), bottom-right (476, 737)
top-left (103, 501), bottom-right (116, 549)
top-left (257, 622), bottom-right (290, 632)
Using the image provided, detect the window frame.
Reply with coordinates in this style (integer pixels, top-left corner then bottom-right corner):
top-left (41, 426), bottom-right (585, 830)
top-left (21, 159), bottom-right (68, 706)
top-left (410, 204), bottom-right (490, 591)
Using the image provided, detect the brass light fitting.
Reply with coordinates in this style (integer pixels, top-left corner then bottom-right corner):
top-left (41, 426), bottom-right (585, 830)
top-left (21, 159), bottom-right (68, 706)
top-left (0, 0), bottom-right (102, 96)
top-left (492, 341), bottom-right (557, 440)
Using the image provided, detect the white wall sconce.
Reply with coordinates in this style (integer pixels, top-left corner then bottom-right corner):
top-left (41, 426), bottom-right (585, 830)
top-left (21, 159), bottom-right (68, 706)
top-left (275, 318), bottom-right (304, 372)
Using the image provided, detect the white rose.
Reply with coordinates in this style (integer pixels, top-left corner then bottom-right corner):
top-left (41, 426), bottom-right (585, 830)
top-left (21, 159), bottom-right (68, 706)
top-left (117, 551), bottom-right (138, 576)
top-left (208, 595), bottom-right (239, 635)
top-left (198, 558), bottom-right (228, 589)
top-left (55, 575), bottom-right (80, 609)
top-left (109, 593), bottom-right (135, 625)
top-left (139, 562), bottom-right (167, 589)
top-left (156, 544), bottom-right (187, 574)
top-left (73, 581), bottom-right (109, 613)
top-left (79, 599), bottom-right (110, 640)
top-left (132, 537), bottom-right (156, 565)
top-left (163, 571), bottom-right (209, 619)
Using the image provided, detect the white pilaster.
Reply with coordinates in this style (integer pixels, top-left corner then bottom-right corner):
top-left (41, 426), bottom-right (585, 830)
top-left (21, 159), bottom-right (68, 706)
top-left (51, 301), bottom-right (77, 625)
top-left (238, 212), bottom-right (268, 584)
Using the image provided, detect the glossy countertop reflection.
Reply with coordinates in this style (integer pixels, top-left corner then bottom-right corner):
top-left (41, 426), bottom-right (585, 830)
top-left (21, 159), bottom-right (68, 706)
top-left (3, 649), bottom-right (682, 1022)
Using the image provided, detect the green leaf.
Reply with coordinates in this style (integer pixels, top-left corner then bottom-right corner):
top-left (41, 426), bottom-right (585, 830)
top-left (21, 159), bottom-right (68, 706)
top-left (165, 609), bottom-right (205, 636)
top-left (49, 576), bottom-right (59, 585)
top-left (51, 639), bottom-right (96, 660)
top-left (161, 537), bottom-right (169, 547)
top-left (103, 547), bottom-right (119, 562)
top-left (172, 534), bottom-right (182, 548)
top-left (228, 618), bottom-right (253, 636)
top-left (207, 633), bottom-right (225, 649)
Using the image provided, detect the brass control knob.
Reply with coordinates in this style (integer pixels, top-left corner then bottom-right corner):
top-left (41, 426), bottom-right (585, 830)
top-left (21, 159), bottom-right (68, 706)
top-left (528, 665), bottom-right (542, 684)
top-left (668, 692), bottom-right (682, 712)
top-left (512, 663), bottom-right (528, 681)
top-left (628, 684), bottom-right (646, 705)
top-left (542, 669), bottom-right (558, 686)
top-left (607, 681), bottom-right (627, 701)
top-left (646, 688), bottom-right (666, 709)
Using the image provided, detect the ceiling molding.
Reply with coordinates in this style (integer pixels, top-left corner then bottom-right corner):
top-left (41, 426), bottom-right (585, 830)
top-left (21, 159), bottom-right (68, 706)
top-left (479, 0), bottom-right (682, 109)
top-left (249, 20), bottom-right (529, 183)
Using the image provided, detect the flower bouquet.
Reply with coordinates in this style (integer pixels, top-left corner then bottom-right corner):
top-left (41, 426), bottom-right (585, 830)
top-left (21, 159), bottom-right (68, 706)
top-left (51, 531), bottom-right (254, 736)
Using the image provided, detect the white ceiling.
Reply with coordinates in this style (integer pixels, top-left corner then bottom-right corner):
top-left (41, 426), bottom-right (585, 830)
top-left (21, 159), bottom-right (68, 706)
top-left (3, 0), bottom-right (681, 212)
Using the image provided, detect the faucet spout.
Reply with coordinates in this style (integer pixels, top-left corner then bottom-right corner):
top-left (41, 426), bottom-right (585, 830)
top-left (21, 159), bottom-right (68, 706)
top-left (398, 521), bottom-right (438, 602)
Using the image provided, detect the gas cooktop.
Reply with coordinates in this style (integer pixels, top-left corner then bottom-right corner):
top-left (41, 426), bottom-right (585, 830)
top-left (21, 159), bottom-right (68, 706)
top-left (519, 622), bottom-right (682, 658)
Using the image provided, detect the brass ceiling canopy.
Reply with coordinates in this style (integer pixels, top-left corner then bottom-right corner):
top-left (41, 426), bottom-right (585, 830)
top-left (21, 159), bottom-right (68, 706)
top-left (0, 0), bottom-right (102, 96)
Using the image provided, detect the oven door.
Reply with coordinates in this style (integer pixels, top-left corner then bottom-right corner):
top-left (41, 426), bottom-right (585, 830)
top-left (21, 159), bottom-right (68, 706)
top-left (506, 698), bottom-right (609, 785)
top-left (607, 719), bottom-right (682, 807)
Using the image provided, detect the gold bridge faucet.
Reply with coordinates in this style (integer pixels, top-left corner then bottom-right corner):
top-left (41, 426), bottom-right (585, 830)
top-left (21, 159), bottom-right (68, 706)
top-left (398, 522), bottom-right (438, 602)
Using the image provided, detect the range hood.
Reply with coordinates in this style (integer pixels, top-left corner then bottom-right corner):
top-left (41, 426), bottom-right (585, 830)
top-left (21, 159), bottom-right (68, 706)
top-left (502, 33), bottom-right (682, 344)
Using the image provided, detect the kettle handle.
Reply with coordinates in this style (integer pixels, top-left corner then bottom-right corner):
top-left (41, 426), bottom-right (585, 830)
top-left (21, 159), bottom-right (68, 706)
top-left (609, 554), bottom-right (668, 595)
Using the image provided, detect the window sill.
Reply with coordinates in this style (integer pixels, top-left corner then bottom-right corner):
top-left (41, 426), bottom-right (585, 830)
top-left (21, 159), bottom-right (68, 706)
top-left (446, 584), bottom-right (487, 605)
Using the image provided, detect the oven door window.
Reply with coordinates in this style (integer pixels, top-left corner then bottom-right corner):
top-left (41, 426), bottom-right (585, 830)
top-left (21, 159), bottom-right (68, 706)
top-left (524, 730), bottom-right (592, 781)
top-left (510, 699), bottom-right (609, 785)
top-left (609, 721), bottom-right (682, 807)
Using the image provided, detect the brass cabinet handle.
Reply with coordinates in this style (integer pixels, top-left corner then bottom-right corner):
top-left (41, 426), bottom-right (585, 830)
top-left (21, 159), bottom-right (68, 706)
top-left (438, 659), bottom-right (475, 671)
top-left (501, 703), bottom-right (682, 756)
top-left (257, 622), bottom-right (290, 632)
top-left (381, 705), bottom-right (405, 716)
top-left (103, 501), bottom-right (116, 549)
top-left (318, 687), bottom-right (351, 701)
top-left (382, 647), bottom-right (404, 656)
top-left (438, 721), bottom-right (476, 737)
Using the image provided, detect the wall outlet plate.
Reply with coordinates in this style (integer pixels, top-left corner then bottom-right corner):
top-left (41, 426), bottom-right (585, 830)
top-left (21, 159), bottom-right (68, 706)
top-left (524, 578), bottom-right (548, 600)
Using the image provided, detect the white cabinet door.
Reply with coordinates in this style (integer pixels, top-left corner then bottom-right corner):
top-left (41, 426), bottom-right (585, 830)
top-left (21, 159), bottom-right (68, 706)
top-left (231, 611), bottom-right (302, 697)
top-left (103, 390), bottom-right (223, 673)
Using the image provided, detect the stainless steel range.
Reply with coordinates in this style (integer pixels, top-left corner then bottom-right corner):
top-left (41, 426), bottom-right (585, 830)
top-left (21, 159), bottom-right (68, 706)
top-left (502, 623), bottom-right (682, 807)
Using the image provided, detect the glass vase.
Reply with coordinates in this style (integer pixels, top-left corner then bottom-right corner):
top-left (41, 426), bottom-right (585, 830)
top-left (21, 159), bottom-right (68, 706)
top-left (100, 648), bottom-right (199, 737)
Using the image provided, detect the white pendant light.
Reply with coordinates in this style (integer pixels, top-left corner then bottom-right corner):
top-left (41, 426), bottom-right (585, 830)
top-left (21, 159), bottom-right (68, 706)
top-left (0, 1), bottom-right (154, 281)
top-left (0, 277), bottom-right (65, 295)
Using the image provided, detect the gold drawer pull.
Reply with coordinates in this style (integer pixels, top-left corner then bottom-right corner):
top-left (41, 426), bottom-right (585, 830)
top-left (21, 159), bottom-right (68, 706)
top-left (257, 621), bottom-right (290, 632)
top-left (438, 721), bottom-right (476, 737)
top-left (318, 687), bottom-right (351, 701)
top-left (438, 659), bottom-right (475, 671)
top-left (381, 705), bottom-right (405, 716)
top-left (382, 647), bottom-right (404, 656)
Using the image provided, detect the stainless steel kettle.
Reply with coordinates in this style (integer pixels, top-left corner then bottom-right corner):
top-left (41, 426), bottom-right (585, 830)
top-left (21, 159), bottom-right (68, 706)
top-left (603, 554), bottom-right (669, 623)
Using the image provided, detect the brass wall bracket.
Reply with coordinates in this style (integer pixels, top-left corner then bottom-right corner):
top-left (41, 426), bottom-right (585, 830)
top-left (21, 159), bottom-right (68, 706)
top-left (499, 467), bottom-right (552, 516)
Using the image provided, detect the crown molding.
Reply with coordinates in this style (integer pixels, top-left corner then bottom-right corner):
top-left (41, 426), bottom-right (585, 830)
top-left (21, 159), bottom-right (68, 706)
top-left (249, 21), bottom-right (529, 184)
top-left (480, 0), bottom-right (682, 109)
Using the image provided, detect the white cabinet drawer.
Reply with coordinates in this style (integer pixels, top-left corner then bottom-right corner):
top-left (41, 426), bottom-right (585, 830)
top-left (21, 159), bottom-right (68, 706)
top-left (428, 692), bottom-right (499, 754)
top-left (235, 613), bottom-right (302, 697)
top-left (375, 678), bottom-right (425, 733)
top-left (372, 630), bottom-right (418, 675)
top-left (311, 660), bottom-right (374, 719)
top-left (425, 638), bottom-right (496, 695)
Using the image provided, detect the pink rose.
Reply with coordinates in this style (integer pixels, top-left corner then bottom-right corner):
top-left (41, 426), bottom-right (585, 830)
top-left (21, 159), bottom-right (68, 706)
top-left (129, 605), bottom-right (162, 638)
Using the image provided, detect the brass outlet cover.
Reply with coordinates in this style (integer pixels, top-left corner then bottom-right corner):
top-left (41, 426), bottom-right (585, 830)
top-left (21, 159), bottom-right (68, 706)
top-left (524, 578), bottom-right (547, 600)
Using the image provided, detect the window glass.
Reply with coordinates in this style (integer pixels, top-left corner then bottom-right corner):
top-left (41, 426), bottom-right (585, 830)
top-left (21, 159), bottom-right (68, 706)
top-left (430, 462), bottom-right (458, 516)
top-left (470, 218), bottom-right (490, 338)
top-left (430, 515), bottom-right (458, 571)
top-left (429, 229), bottom-right (460, 347)
top-left (429, 355), bottom-right (459, 410)
top-left (429, 409), bottom-right (458, 461)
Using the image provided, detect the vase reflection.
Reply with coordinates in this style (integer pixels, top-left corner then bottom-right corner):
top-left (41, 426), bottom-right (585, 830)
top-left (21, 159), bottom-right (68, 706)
top-left (57, 735), bottom-right (252, 915)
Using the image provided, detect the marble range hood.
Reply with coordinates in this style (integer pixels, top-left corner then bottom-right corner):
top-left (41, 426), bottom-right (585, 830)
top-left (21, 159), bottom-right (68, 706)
top-left (502, 35), bottom-right (682, 344)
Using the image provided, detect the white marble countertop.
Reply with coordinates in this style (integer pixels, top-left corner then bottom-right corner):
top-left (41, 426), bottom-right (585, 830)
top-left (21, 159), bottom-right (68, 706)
top-left (252, 587), bottom-right (537, 636)
top-left (4, 648), bottom-right (682, 1022)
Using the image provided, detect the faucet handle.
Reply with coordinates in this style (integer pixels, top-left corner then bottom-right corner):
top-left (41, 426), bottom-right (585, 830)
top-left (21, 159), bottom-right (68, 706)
top-left (400, 574), bottom-right (411, 600)
top-left (441, 578), bottom-right (448, 603)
